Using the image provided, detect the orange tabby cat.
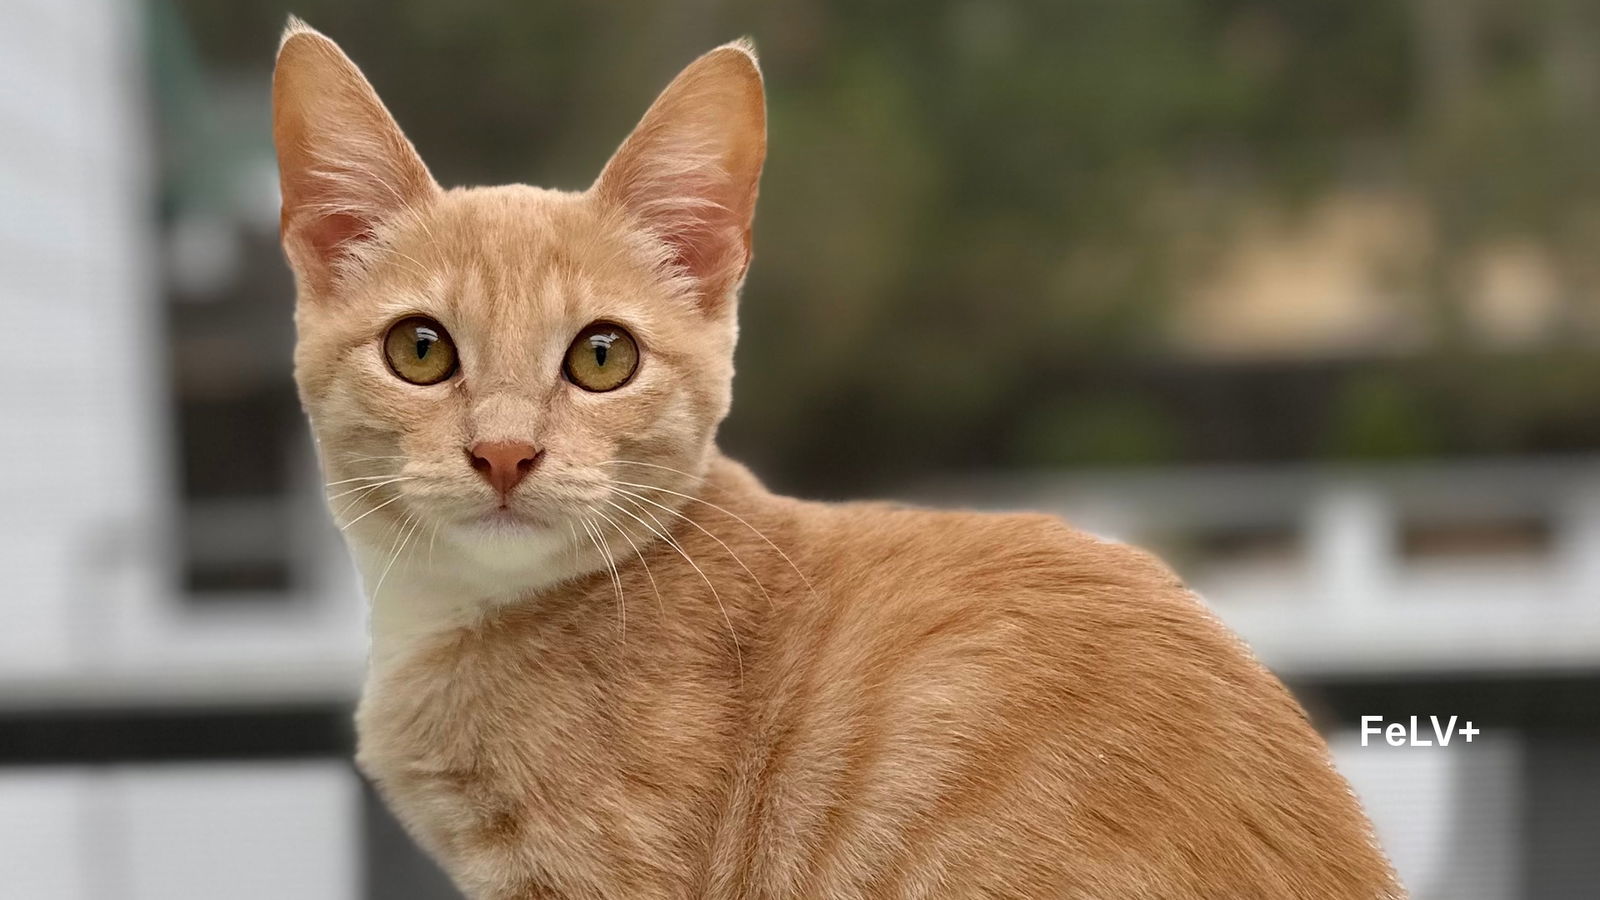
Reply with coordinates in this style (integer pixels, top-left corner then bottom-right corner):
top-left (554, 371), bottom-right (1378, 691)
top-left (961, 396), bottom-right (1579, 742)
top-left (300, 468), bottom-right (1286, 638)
top-left (274, 18), bottom-right (1402, 900)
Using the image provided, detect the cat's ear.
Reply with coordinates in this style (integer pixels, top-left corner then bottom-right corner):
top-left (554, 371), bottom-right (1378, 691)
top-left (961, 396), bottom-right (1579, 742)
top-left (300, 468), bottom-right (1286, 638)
top-left (593, 41), bottom-right (767, 313)
top-left (272, 18), bottom-right (439, 294)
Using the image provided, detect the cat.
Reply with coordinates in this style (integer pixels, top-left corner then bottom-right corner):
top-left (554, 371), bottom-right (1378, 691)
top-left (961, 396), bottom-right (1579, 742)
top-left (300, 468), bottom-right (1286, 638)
top-left (274, 18), bottom-right (1402, 900)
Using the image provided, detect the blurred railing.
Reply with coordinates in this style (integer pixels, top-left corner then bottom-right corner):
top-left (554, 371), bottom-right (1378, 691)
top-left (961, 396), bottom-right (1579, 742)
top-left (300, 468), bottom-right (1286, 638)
top-left (919, 456), bottom-right (1600, 676)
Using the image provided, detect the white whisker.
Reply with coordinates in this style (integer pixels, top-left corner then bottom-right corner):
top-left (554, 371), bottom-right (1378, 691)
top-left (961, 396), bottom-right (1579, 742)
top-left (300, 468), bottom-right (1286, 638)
top-left (371, 513), bottom-right (421, 604)
top-left (332, 480), bottom-right (408, 520)
top-left (601, 496), bottom-right (742, 683)
top-left (590, 504), bottom-right (663, 619)
top-left (607, 485), bottom-right (771, 605)
top-left (327, 476), bottom-right (414, 502)
top-left (325, 472), bottom-right (408, 488)
top-left (340, 493), bottom-right (405, 531)
top-left (600, 459), bottom-right (705, 481)
top-left (578, 515), bottom-right (627, 644)
top-left (608, 474), bottom-right (817, 597)
top-left (584, 514), bottom-right (627, 642)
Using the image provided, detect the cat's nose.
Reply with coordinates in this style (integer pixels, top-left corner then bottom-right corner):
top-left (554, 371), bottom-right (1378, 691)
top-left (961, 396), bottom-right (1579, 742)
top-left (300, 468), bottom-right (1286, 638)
top-left (467, 441), bottom-right (543, 499)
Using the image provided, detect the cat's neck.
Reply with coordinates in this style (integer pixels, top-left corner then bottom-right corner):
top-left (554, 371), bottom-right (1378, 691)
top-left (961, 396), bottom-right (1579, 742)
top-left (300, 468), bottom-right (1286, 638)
top-left (355, 451), bottom-right (771, 672)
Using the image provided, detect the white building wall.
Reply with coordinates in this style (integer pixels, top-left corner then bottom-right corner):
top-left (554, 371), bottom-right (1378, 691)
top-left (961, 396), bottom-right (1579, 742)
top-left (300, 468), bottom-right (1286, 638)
top-left (0, 4), bottom-right (364, 898)
top-left (0, 763), bottom-right (361, 900)
top-left (0, 0), bottom-right (166, 678)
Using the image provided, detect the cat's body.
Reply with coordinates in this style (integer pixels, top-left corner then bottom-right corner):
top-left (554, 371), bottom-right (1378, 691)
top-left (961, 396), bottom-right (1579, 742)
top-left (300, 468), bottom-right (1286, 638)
top-left (274, 19), bottom-right (1401, 899)
top-left (359, 455), bottom-right (1394, 900)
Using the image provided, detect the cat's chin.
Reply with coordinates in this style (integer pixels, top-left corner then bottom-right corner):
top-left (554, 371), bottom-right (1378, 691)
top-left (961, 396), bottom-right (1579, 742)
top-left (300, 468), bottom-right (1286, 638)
top-left (455, 507), bottom-right (557, 538)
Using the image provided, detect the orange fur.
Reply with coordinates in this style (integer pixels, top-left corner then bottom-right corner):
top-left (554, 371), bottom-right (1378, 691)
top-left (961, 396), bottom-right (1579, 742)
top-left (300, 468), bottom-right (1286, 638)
top-left (275, 19), bottom-right (1402, 899)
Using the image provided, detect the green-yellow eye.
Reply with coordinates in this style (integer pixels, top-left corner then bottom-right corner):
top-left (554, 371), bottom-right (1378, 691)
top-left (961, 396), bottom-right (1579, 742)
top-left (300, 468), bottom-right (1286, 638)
top-left (383, 316), bottom-right (459, 385)
top-left (563, 322), bottom-right (639, 392)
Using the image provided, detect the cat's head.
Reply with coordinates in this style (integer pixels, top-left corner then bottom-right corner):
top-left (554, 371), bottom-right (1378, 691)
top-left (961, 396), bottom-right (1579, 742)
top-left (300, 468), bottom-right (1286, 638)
top-left (273, 19), bottom-right (764, 597)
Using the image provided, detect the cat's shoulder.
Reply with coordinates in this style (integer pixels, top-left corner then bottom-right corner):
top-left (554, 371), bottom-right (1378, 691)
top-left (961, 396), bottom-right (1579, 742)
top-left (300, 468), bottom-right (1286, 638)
top-left (809, 499), bottom-right (1185, 602)
top-left (790, 498), bottom-right (1273, 704)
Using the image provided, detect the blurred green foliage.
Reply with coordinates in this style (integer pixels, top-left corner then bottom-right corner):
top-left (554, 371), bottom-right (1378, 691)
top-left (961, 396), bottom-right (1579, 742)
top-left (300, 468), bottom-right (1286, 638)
top-left (172, 0), bottom-right (1600, 491)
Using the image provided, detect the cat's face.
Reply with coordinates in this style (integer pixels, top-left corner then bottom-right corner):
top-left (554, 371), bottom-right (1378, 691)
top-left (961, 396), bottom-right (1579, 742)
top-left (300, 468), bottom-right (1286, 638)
top-left (274, 21), bottom-right (764, 596)
top-left (293, 189), bottom-right (735, 552)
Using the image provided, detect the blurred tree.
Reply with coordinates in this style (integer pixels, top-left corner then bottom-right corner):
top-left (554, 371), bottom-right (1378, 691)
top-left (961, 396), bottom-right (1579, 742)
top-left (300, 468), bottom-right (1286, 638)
top-left (170, 0), bottom-right (1600, 491)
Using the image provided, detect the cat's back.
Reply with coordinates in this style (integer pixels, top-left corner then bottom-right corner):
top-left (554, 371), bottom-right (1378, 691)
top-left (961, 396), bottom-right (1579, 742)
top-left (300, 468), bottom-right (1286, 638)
top-left (744, 498), bottom-right (1401, 898)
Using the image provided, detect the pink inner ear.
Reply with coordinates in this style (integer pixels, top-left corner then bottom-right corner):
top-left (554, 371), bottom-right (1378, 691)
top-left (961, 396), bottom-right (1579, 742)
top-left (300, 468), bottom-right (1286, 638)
top-left (637, 168), bottom-right (753, 300)
top-left (302, 211), bottom-right (376, 263)
top-left (667, 219), bottom-right (728, 277)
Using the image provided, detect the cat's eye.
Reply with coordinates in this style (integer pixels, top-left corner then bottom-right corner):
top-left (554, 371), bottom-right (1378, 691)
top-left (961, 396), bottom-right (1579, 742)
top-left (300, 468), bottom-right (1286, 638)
top-left (383, 316), bottom-right (459, 385)
top-left (564, 322), bottom-right (640, 392)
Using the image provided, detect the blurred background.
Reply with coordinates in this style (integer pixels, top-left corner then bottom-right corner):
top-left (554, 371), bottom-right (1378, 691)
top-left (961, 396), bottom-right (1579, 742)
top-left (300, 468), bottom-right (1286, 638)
top-left (3, 0), bottom-right (1599, 896)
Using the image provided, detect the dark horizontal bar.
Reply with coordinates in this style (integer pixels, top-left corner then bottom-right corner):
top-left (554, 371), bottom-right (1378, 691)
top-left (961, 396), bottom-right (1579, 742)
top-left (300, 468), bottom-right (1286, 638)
top-left (0, 703), bottom-right (354, 766)
top-left (1, 672), bottom-right (1597, 767)
top-left (1294, 672), bottom-right (1600, 736)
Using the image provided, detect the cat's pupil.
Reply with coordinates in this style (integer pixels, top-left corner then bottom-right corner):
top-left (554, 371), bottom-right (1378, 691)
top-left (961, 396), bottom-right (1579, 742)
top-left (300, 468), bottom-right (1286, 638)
top-left (593, 342), bottom-right (608, 367)
top-left (413, 325), bottom-right (439, 360)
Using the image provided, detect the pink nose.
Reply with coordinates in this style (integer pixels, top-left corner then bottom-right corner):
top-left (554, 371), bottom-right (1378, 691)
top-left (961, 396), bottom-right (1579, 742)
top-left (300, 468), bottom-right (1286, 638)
top-left (467, 441), bottom-right (542, 499)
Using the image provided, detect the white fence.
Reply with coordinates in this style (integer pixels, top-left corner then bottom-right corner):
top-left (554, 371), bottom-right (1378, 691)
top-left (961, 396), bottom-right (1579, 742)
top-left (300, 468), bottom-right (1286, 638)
top-left (923, 457), bottom-right (1600, 676)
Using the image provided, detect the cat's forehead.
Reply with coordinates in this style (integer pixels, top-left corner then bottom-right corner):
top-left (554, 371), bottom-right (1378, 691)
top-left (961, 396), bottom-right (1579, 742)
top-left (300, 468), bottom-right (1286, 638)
top-left (388, 185), bottom-right (673, 316)
top-left (421, 185), bottom-right (617, 267)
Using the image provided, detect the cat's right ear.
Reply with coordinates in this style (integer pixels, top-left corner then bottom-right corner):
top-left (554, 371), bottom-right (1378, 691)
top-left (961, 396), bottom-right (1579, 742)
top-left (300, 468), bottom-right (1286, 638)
top-left (272, 18), bottom-right (438, 295)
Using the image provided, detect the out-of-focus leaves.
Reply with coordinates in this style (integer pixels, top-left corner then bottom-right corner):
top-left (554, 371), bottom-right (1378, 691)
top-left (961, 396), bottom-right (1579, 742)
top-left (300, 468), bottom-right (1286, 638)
top-left (171, 0), bottom-right (1600, 491)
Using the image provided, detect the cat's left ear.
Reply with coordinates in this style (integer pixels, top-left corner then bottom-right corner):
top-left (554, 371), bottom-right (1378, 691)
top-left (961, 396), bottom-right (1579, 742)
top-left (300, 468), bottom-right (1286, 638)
top-left (273, 18), bottom-right (440, 297)
top-left (593, 41), bottom-right (767, 313)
